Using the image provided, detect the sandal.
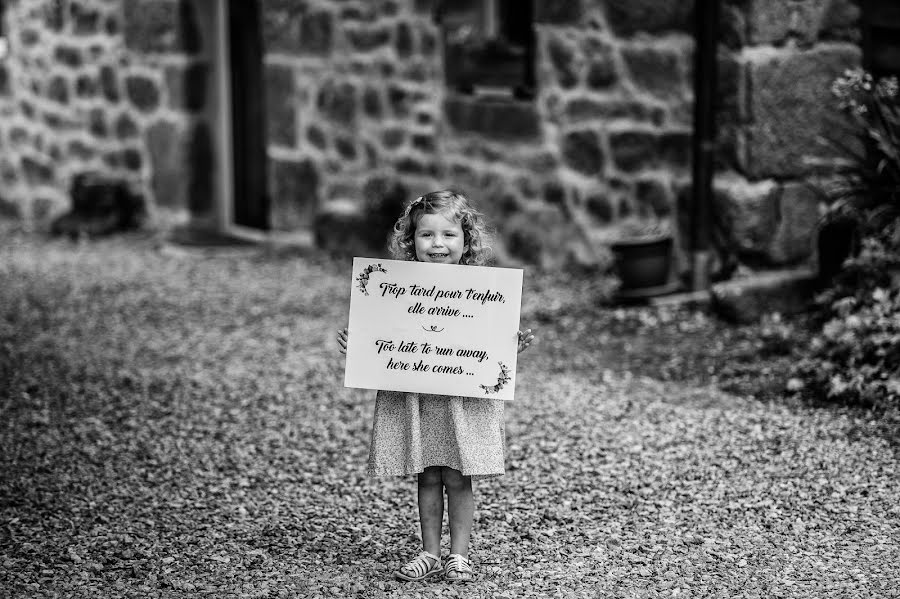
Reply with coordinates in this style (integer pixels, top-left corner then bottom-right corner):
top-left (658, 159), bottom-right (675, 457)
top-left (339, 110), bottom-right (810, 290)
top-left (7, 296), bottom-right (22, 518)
top-left (444, 553), bottom-right (475, 583)
top-left (394, 551), bottom-right (442, 582)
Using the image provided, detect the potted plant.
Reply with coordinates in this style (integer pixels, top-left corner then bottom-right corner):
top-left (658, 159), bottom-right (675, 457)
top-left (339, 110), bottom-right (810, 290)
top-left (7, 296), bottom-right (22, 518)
top-left (610, 216), bottom-right (676, 298)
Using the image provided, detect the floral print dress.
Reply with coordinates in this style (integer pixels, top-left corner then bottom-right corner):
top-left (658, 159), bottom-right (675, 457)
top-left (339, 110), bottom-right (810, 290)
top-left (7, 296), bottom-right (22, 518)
top-left (367, 390), bottom-right (506, 479)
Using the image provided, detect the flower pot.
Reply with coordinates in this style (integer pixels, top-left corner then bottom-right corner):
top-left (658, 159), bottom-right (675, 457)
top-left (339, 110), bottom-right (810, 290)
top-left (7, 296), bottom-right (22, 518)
top-left (611, 234), bottom-right (674, 292)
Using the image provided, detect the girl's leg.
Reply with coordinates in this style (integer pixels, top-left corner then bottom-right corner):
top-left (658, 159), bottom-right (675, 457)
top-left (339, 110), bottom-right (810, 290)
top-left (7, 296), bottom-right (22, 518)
top-left (441, 467), bottom-right (474, 557)
top-left (417, 466), bottom-right (444, 557)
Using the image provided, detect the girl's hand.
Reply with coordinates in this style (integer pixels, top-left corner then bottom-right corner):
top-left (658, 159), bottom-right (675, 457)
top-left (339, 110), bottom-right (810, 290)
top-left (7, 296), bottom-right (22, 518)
top-left (337, 328), bottom-right (348, 354)
top-left (517, 328), bottom-right (535, 353)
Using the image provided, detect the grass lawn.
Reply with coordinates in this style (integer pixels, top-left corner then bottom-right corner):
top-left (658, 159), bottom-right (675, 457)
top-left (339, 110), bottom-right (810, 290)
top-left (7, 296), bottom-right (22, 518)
top-left (1, 229), bottom-right (898, 598)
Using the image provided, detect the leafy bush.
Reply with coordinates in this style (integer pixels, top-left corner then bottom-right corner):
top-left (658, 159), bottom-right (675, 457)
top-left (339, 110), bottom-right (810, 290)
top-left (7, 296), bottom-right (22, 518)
top-left (795, 219), bottom-right (900, 406)
top-left (794, 70), bottom-right (900, 407)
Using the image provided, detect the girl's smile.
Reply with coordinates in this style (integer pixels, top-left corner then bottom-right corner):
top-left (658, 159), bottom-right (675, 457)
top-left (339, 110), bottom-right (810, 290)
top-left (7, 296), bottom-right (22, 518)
top-left (414, 212), bottom-right (467, 264)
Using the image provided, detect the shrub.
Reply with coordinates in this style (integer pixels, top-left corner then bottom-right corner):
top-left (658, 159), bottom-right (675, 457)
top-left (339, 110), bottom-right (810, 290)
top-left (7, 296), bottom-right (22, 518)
top-left (795, 219), bottom-right (900, 406)
top-left (793, 70), bottom-right (900, 407)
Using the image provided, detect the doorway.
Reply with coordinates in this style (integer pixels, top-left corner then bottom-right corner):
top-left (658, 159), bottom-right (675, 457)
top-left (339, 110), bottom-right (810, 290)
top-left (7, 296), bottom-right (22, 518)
top-left (228, 0), bottom-right (269, 230)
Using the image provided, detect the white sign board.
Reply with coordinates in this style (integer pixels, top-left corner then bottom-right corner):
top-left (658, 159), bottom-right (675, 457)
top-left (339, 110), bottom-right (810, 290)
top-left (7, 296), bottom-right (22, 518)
top-left (344, 257), bottom-right (523, 401)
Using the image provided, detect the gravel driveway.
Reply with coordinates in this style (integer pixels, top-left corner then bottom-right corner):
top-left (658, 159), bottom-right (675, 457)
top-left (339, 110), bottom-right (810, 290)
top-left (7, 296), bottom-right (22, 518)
top-left (1, 231), bottom-right (897, 598)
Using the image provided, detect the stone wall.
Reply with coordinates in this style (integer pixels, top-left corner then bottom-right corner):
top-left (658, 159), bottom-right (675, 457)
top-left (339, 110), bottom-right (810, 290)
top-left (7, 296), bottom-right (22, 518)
top-left (0, 0), bottom-right (862, 271)
top-left (279, 0), bottom-right (859, 268)
top-left (714, 0), bottom-right (861, 267)
top-left (0, 0), bottom-right (213, 224)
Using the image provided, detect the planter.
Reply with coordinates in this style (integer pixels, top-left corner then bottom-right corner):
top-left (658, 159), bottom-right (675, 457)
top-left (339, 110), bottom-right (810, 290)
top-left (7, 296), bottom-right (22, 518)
top-left (611, 234), bottom-right (675, 298)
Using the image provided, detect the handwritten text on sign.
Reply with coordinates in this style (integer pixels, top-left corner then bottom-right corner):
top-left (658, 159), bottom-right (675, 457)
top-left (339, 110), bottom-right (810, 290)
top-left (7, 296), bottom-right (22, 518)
top-left (344, 258), bottom-right (523, 401)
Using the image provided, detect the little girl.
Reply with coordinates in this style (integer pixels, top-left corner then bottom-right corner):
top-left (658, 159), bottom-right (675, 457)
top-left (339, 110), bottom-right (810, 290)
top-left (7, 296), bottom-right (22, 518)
top-left (337, 190), bottom-right (535, 583)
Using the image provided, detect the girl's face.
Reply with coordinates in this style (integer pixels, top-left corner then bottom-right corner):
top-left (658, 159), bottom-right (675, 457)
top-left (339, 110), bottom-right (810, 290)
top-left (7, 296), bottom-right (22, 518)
top-left (414, 211), bottom-right (467, 264)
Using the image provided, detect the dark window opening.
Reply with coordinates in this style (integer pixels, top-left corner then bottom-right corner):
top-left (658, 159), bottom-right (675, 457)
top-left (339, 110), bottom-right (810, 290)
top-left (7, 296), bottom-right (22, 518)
top-left (861, 0), bottom-right (900, 77)
top-left (438, 0), bottom-right (535, 99)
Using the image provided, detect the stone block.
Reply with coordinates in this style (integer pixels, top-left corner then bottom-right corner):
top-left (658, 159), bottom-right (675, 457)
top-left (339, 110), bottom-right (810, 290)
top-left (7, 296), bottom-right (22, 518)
top-left (121, 148), bottom-right (143, 171)
top-left (382, 127), bottom-right (405, 149)
top-left (266, 64), bottom-right (297, 147)
top-left (535, 0), bottom-right (583, 24)
top-left (270, 158), bottom-right (319, 231)
top-left (720, 1), bottom-right (748, 49)
top-left (335, 136), bottom-right (357, 160)
top-left (123, 0), bottom-right (180, 53)
top-left (0, 65), bottom-right (9, 96)
top-left (307, 126), bottom-right (327, 150)
top-left (561, 129), bottom-right (604, 175)
top-left (621, 44), bottom-right (686, 100)
top-left (75, 75), bottom-right (97, 98)
top-left (604, 0), bottom-right (693, 36)
top-left (396, 156), bottom-right (438, 177)
top-left (68, 140), bottom-right (96, 161)
top-left (746, 0), bottom-right (841, 46)
top-left (659, 130), bottom-right (692, 171)
top-left (584, 40), bottom-right (618, 89)
top-left (363, 87), bottom-right (382, 118)
top-left (743, 45), bottom-right (860, 178)
top-left (388, 85), bottom-right (412, 117)
top-left (88, 108), bottom-right (107, 138)
top-left (547, 36), bottom-right (579, 89)
top-left (125, 75), bottom-right (161, 113)
top-left (0, 196), bottom-right (22, 219)
top-left (72, 4), bottom-right (101, 35)
top-left (396, 21), bottom-right (414, 58)
top-left (610, 130), bottom-right (658, 173)
top-left (713, 175), bottom-right (779, 264)
top-left (47, 76), bottom-right (69, 104)
top-left (115, 114), bottom-right (139, 139)
top-left (100, 65), bottom-right (120, 102)
top-left (45, 0), bottom-right (65, 30)
top-left (585, 193), bottom-right (614, 222)
top-left (444, 95), bottom-right (541, 140)
top-left (300, 11), bottom-right (333, 55)
top-left (820, 0), bottom-right (860, 42)
top-left (54, 45), bottom-right (82, 67)
top-left (745, 0), bottom-right (795, 45)
top-left (22, 157), bottom-right (55, 185)
top-left (411, 134), bottom-right (435, 153)
top-left (346, 26), bottom-right (392, 52)
top-left (317, 79), bottom-right (357, 127)
top-left (105, 15), bottom-right (119, 36)
top-left (262, 2), bottom-right (302, 53)
top-left (146, 120), bottom-right (187, 208)
top-left (768, 182), bottom-right (821, 264)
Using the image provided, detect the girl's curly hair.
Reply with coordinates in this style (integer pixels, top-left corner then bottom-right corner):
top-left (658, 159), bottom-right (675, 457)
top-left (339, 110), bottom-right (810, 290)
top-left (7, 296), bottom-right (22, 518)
top-left (388, 189), bottom-right (491, 265)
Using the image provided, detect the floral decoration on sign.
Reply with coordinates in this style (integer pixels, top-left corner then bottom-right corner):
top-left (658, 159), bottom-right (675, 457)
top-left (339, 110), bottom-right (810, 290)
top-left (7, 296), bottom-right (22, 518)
top-left (480, 362), bottom-right (511, 394)
top-left (356, 263), bottom-right (387, 296)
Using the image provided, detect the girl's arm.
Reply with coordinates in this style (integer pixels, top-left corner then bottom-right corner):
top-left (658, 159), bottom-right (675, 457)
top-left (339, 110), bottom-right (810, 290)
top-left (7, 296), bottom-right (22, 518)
top-left (517, 328), bottom-right (535, 353)
top-left (337, 328), bottom-right (348, 354)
